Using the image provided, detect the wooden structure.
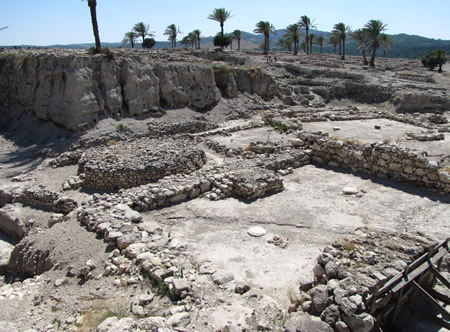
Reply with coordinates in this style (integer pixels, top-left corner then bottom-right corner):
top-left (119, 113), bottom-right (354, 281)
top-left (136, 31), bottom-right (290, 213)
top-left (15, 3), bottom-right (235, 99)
top-left (365, 237), bottom-right (449, 330)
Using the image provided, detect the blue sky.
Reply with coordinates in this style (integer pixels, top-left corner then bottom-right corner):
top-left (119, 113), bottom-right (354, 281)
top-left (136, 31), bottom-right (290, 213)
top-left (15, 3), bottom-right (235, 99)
top-left (1, 0), bottom-right (449, 46)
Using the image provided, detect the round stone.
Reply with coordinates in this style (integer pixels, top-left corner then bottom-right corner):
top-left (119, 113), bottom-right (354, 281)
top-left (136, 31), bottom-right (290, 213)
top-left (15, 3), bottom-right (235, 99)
top-left (247, 226), bottom-right (267, 237)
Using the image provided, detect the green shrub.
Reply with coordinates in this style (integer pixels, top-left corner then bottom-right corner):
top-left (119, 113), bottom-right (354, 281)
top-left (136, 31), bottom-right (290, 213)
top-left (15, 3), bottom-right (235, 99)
top-left (116, 123), bottom-right (127, 131)
top-left (142, 38), bottom-right (156, 49)
top-left (213, 33), bottom-right (232, 49)
top-left (422, 49), bottom-right (447, 72)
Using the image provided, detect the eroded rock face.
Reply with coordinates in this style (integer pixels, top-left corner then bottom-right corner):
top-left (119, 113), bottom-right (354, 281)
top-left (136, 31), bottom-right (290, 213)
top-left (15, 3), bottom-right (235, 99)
top-left (8, 236), bottom-right (54, 277)
top-left (0, 205), bottom-right (28, 239)
top-left (213, 65), bottom-right (279, 100)
top-left (0, 52), bottom-right (221, 130)
top-left (155, 62), bottom-right (220, 109)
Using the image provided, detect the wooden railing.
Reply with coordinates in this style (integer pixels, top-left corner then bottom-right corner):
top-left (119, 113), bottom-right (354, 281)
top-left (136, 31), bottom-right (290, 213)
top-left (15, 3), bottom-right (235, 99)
top-left (365, 237), bottom-right (449, 330)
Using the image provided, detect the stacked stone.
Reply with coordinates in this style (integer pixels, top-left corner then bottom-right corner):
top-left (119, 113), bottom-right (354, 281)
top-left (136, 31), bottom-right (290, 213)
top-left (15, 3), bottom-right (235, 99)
top-left (17, 188), bottom-right (77, 213)
top-left (227, 167), bottom-right (283, 200)
top-left (204, 139), bottom-right (242, 157)
top-left (49, 150), bottom-right (83, 168)
top-left (79, 138), bottom-right (207, 190)
top-left (147, 120), bottom-right (217, 137)
top-left (292, 228), bottom-right (437, 332)
top-left (78, 161), bottom-right (283, 225)
top-left (300, 132), bottom-right (450, 194)
top-left (263, 151), bottom-right (311, 171)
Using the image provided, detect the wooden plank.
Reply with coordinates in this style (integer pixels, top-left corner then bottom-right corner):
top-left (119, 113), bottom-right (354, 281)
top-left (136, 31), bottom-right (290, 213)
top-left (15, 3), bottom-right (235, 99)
top-left (390, 248), bottom-right (448, 294)
top-left (427, 287), bottom-right (450, 306)
top-left (430, 266), bottom-right (450, 289)
top-left (411, 281), bottom-right (450, 321)
top-left (367, 238), bottom-right (449, 304)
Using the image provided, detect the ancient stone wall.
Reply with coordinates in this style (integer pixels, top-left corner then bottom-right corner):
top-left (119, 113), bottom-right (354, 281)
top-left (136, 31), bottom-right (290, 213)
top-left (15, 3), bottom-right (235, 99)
top-left (16, 188), bottom-right (77, 213)
top-left (79, 138), bottom-right (207, 190)
top-left (298, 132), bottom-right (450, 194)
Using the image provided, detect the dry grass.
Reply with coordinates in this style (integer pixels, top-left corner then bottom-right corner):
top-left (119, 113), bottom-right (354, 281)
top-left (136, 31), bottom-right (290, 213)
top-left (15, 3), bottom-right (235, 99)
top-left (343, 240), bottom-right (359, 252)
top-left (77, 298), bottom-right (130, 331)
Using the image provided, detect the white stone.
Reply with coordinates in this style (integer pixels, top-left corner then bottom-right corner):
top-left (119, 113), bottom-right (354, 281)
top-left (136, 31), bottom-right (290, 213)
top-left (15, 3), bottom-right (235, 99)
top-left (247, 226), bottom-right (267, 237)
top-left (342, 187), bottom-right (359, 195)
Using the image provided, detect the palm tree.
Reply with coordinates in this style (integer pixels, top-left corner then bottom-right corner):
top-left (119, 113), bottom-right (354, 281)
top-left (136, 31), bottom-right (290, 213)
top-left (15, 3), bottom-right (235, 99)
top-left (316, 35), bottom-right (325, 54)
top-left (181, 36), bottom-right (190, 47)
top-left (432, 49), bottom-right (447, 73)
top-left (328, 34), bottom-right (339, 54)
top-left (254, 21), bottom-right (276, 55)
top-left (333, 23), bottom-right (350, 60)
top-left (285, 23), bottom-right (302, 55)
top-left (187, 32), bottom-right (197, 49)
top-left (164, 24), bottom-right (181, 48)
top-left (122, 31), bottom-right (137, 48)
top-left (276, 37), bottom-right (293, 51)
top-left (309, 33), bottom-right (316, 54)
top-left (364, 19), bottom-right (388, 67)
top-left (208, 8), bottom-right (232, 38)
top-left (193, 29), bottom-right (202, 49)
top-left (232, 30), bottom-right (242, 51)
top-left (299, 15), bottom-right (316, 54)
top-left (83, 0), bottom-right (101, 53)
top-left (133, 22), bottom-right (154, 44)
top-left (350, 28), bottom-right (368, 65)
top-left (380, 34), bottom-right (394, 57)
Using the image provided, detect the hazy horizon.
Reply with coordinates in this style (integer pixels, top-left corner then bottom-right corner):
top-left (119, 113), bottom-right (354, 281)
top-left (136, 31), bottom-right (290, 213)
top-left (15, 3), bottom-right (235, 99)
top-left (1, 0), bottom-right (449, 46)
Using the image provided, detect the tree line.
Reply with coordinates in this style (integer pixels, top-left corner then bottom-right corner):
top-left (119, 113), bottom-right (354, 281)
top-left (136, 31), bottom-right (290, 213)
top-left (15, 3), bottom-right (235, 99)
top-left (83, 2), bottom-right (445, 68)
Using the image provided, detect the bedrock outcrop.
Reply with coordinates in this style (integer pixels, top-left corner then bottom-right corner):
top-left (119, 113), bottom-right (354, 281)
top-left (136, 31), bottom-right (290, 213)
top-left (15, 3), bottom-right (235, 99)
top-left (0, 51), bottom-right (221, 130)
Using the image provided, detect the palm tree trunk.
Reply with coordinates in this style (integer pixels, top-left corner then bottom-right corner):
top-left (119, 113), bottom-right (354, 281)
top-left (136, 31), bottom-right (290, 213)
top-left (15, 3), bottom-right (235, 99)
top-left (230, 41), bottom-right (233, 50)
top-left (305, 29), bottom-right (309, 54)
top-left (362, 48), bottom-right (368, 65)
top-left (333, 45), bottom-right (336, 54)
top-left (320, 44), bottom-right (323, 54)
top-left (342, 37), bottom-right (346, 60)
top-left (338, 41), bottom-right (341, 56)
top-left (264, 35), bottom-right (268, 55)
top-left (238, 38), bottom-right (240, 51)
top-left (88, 0), bottom-right (101, 53)
top-left (370, 48), bottom-right (377, 67)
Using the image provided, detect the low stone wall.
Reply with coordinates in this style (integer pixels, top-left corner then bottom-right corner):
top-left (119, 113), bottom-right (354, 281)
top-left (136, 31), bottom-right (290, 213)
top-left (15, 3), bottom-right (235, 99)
top-left (147, 120), bottom-right (217, 137)
top-left (79, 138), bottom-right (207, 190)
top-left (298, 132), bottom-right (450, 194)
top-left (49, 150), bottom-right (83, 168)
top-left (16, 188), bottom-right (77, 213)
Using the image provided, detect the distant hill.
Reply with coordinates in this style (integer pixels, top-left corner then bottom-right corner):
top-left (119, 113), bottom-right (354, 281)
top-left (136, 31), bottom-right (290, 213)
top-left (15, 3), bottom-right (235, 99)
top-left (3, 30), bottom-right (449, 59)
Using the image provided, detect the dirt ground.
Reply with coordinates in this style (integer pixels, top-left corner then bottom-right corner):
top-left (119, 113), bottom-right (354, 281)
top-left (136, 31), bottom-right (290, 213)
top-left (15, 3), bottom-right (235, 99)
top-left (0, 52), bottom-right (449, 331)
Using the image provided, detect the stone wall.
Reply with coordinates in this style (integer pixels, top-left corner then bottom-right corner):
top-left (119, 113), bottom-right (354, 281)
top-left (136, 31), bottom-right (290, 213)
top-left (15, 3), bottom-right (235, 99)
top-left (16, 188), bottom-right (77, 213)
top-left (298, 132), bottom-right (450, 194)
top-left (79, 138), bottom-right (207, 190)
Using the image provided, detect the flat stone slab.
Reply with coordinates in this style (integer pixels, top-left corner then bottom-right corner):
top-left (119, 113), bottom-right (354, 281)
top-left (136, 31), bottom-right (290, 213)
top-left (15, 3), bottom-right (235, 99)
top-left (342, 187), bottom-right (359, 195)
top-left (247, 226), bottom-right (267, 237)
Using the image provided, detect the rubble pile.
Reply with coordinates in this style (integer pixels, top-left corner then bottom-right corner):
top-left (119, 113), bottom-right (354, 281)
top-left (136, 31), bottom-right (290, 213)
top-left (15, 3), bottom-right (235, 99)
top-left (289, 227), bottom-right (438, 332)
